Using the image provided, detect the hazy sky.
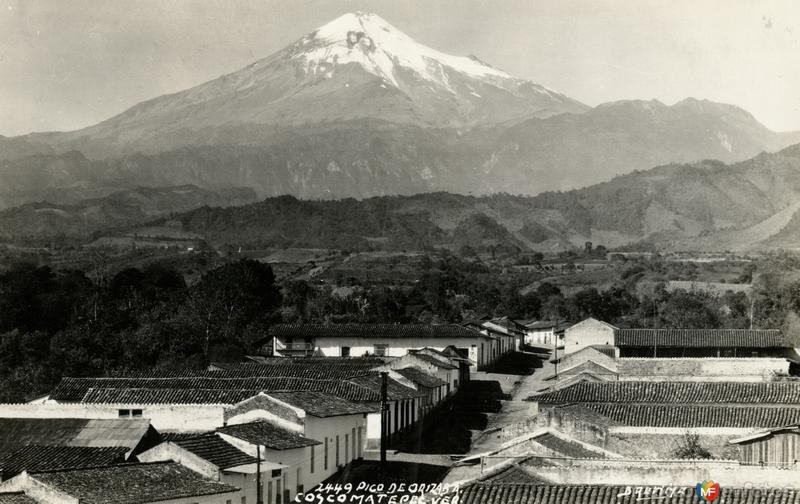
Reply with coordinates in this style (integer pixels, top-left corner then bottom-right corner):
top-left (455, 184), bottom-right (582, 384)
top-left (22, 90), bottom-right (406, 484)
top-left (1, 0), bottom-right (799, 136)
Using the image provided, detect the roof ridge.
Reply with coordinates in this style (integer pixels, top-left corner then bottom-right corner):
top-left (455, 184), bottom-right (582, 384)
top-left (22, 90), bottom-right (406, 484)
top-left (28, 460), bottom-right (174, 475)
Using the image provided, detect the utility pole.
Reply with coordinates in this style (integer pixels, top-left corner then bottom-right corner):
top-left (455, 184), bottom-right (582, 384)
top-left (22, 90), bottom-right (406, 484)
top-left (256, 445), bottom-right (263, 504)
top-left (380, 371), bottom-right (389, 476)
top-left (553, 318), bottom-right (559, 381)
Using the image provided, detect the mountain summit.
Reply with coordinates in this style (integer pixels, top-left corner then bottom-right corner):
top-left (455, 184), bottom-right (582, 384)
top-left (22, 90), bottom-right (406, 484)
top-left (21, 12), bottom-right (586, 159)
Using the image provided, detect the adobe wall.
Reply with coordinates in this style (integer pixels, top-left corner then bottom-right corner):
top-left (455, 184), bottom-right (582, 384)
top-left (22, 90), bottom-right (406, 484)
top-left (618, 357), bottom-right (789, 381)
top-left (532, 458), bottom-right (800, 488)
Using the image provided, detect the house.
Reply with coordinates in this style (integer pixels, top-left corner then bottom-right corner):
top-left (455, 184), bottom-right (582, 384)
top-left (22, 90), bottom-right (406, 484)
top-left (563, 318), bottom-right (618, 354)
top-left (269, 323), bottom-right (501, 370)
top-left (481, 317), bottom-right (526, 351)
top-left (564, 318), bottom-right (796, 358)
top-left (0, 462), bottom-right (240, 504)
top-left (462, 321), bottom-right (515, 366)
top-left (378, 350), bottom-right (464, 398)
top-left (522, 320), bottom-right (570, 348)
top-left (729, 425), bottom-right (800, 467)
top-left (389, 367), bottom-right (449, 415)
top-left (614, 328), bottom-right (794, 358)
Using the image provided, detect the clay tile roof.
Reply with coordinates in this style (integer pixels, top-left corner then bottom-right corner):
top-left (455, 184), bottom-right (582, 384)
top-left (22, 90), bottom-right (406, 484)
top-left (532, 381), bottom-right (800, 405)
top-left (265, 391), bottom-right (378, 417)
top-left (406, 352), bottom-right (459, 369)
top-left (269, 323), bottom-right (481, 340)
top-left (172, 434), bottom-right (256, 469)
top-left (457, 484), bottom-right (800, 504)
top-left (556, 403), bottom-right (800, 428)
top-left (82, 387), bottom-right (264, 405)
top-left (614, 328), bottom-right (789, 348)
top-left (30, 462), bottom-right (239, 504)
top-left (0, 418), bottom-right (151, 454)
top-left (0, 445), bottom-right (127, 480)
top-left (346, 373), bottom-right (426, 400)
top-left (0, 493), bottom-right (38, 504)
top-left (394, 367), bottom-right (447, 388)
top-left (217, 421), bottom-right (321, 450)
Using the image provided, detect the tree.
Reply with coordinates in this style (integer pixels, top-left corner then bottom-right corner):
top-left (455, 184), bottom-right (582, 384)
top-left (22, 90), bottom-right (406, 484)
top-left (673, 433), bottom-right (712, 459)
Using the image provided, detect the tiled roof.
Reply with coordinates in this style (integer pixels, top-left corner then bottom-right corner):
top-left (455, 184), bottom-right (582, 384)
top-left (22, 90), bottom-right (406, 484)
top-left (31, 462), bottom-right (238, 504)
top-left (265, 391), bottom-right (378, 417)
top-left (55, 377), bottom-right (386, 402)
top-left (458, 484), bottom-right (800, 504)
top-left (394, 367), bottom-right (447, 388)
top-left (0, 418), bottom-right (151, 454)
top-left (269, 323), bottom-right (482, 340)
top-left (560, 403), bottom-right (800, 428)
top-left (0, 445), bottom-right (127, 479)
top-left (206, 360), bottom-right (385, 380)
top-left (217, 421), bottom-right (320, 450)
top-left (614, 328), bottom-right (790, 348)
top-left (82, 387), bottom-right (262, 405)
top-left (173, 434), bottom-right (256, 469)
top-left (532, 381), bottom-right (800, 405)
top-left (406, 352), bottom-right (459, 369)
top-left (346, 373), bottom-right (426, 400)
top-left (0, 493), bottom-right (38, 504)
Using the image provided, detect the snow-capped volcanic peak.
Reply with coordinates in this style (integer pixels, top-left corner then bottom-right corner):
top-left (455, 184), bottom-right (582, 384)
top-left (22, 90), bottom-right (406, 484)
top-left (295, 12), bottom-right (512, 89)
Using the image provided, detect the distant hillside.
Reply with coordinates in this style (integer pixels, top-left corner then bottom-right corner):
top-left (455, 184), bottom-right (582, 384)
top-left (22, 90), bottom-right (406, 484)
top-left (0, 185), bottom-right (257, 241)
top-left (161, 143), bottom-right (800, 253)
top-left (4, 144), bottom-right (800, 252)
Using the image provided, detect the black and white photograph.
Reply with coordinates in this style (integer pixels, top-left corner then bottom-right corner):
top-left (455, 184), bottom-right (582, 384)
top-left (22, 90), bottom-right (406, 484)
top-left (1, 1), bottom-right (800, 502)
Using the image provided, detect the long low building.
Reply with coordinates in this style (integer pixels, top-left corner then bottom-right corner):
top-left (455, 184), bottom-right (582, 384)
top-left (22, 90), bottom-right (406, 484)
top-left (269, 323), bottom-right (503, 369)
top-left (564, 317), bottom-right (797, 358)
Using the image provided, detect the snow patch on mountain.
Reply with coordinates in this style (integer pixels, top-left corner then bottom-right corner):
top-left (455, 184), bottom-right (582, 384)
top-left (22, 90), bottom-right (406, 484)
top-left (295, 12), bottom-right (512, 89)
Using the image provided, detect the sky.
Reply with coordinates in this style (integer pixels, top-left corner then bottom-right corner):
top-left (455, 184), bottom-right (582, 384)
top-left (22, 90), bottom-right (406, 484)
top-left (1, 0), bottom-right (799, 136)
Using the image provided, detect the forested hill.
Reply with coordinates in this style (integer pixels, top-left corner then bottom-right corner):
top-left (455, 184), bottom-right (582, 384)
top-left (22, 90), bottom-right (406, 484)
top-left (167, 143), bottom-right (800, 253)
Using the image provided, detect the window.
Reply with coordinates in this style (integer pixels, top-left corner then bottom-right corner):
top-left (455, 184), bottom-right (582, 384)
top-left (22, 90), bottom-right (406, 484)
top-left (118, 409), bottom-right (130, 418)
top-left (241, 497), bottom-right (247, 504)
top-left (345, 433), bottom-right (349, 462)
top-left (276, 480), bottom-right (282, 504)
top-left (341, 346), bottom-right (350, 357)
top-left (131, 409), bottom-right (143, 417)
top-left (373, 344), bottom-right (388, 356)
top-left (310, 445), bottom-right (315, 473)
top-left (271, 469), bottom-right (281, 478)
top-left (324, 437), bottom-right (328, 470)
top-left (226, 500), bottom-right (232, 504)
top-left (336, 435), bottom-right (340, 466)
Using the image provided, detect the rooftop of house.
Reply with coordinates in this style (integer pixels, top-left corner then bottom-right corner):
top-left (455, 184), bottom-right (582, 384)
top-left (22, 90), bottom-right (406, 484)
top-left (346, 372), bottom-right (426, 400)
top-left (265, 390), bottom-right (379, 417)
top-left (477, 465), bottom-right (553, 485)
top-left (205, 359), bottom-right (385, 380)
top-left (217, 421), bottom-right (320, 450)
top-left (25, 461), bottom-right (239, 504)
top-left (0, 418), bottom-right (152, 455)
top-left (269, 323), bottom-right (484, 340)
top-left (458, 484), bottom-right (800, 504)
top-left (52, 376), bottom-right (405, 403)
top-left (556, 403), bottom-right (800, 428)
top-left (614, 328), bottom-right (790, 348)
top-left (0, 445), bottom-right (127, 480)
top-left (531, 381), bottom-right (800, 406)
top-left (394, 367), bottom-right (448, 389)
top-left (171, 434), bottom-right (256, 469)
top-left (0, 493), bottom-right (37, 504)
top-left (404, 351), bottom-right (459, 369)
top-left (729, 424), bottom-right (800, 445)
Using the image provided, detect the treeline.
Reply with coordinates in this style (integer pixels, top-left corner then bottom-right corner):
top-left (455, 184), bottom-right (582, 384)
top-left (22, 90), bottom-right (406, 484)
top-left (2, 255), bottom-right (799, 402)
